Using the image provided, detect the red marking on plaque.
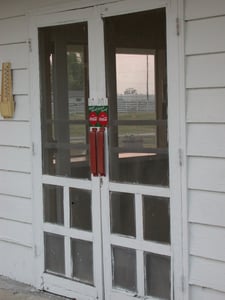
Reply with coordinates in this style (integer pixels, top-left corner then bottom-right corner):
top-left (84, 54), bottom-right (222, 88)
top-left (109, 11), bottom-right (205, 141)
top-left (89, 111), bottom-right (98, 126)
top-left (98, 111), bottom-right (108, 127)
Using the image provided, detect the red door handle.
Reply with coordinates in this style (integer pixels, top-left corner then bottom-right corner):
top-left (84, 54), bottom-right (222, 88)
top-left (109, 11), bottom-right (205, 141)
top-left (97, 127), bottom-right (105, 176)
top-left (89, 128), bottom-right (97, 176)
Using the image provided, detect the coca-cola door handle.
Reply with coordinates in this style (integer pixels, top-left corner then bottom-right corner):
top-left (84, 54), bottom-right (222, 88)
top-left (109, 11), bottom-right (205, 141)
top-left (97, 127), bottom-right (105, 176)
top-left (89, 128), bottom-right (97, 176)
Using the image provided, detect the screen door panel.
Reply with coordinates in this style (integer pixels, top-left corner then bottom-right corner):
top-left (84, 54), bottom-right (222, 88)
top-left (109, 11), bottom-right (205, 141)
top-left (104, 8), bottom-right (171, 300)
top-left (39, 22), bottom-right (102, 300)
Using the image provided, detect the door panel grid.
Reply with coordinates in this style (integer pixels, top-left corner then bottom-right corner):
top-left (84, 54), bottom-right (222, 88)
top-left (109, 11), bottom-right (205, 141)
top-left (102, 181), bottom-right (171, 299)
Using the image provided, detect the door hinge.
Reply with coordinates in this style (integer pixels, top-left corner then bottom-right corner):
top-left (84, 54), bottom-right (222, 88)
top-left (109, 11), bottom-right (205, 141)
top-left (179, 148), bottom-right (183, 166)
top-left (28, 38), bottom-right (32, 52)
top-left (176, 17), bottom-right (180, 36)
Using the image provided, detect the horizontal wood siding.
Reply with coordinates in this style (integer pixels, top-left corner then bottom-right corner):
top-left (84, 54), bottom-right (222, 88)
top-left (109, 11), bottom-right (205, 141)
top-left (190, 286), bottom-right (225, 300)
top-left (190, 224), bottom-right (225, 261)
top-left (186, 53), bottom-right (225, 88)
top-left (185, 0), bottom-right (225, 297)
top-left (0, 122), bottom-right (30, 147)
top-left (185, 0), bottom-right (225, 20)
top-left (189, 190), bottom-right (225, 228)
top-left (187, 124), bottom-right (225, 157)
top-left (0, 219), bottom-right (32, 247)
top-left (187, 89), bottom-right (225, 123)
top-left (0, 43), bottom-right (28, 69)
top-left (0, 16), bottom-right (27, 44)
top-left (0, 241), bottom-right (33, 284)
top-left (0, 171), bottom-right (31, 198)
top-left (0, 8), bottom-right (32, 285)
top-left (0, 147), bottom-right (31, 172)
top-left (186, 16), bottom-right (225, 55)
top-left (188, 157), bottom-right (225, 193)
top-left (190, 256), bottom-right (225, 293)
top-left (0, 194), bottom-right (32, 223)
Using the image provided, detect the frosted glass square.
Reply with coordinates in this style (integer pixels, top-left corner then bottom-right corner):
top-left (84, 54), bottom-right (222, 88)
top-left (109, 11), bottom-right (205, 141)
top-left (145, 253), bottom-right (170, 299)
top-left (110, 192), bottom-right (135, 237)
top-left (43, 184), bottom-right (64, 225)
top-left (143, 195), bottom-right (170, 243)
top-left (44, 233), bottom-right (65, 275)
top-left (71, 239), bottom-right (93, 285)
top-left (70, 188), bottom-right (92, 231)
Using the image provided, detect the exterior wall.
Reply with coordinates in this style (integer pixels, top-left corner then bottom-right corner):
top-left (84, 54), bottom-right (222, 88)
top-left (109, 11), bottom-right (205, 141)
top-left (0, 11), bottom-right (33, 284)
top-left (185, 0), bottom-right (225, 299)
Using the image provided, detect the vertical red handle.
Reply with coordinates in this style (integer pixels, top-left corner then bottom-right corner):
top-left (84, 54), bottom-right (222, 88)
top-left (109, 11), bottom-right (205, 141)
top-left (97, 127), bottom-right (105, 176)
top-left (89, 128), bottom-right (97, 176)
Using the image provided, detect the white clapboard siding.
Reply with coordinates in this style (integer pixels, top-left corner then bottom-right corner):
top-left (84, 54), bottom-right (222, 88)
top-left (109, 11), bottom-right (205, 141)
top-left (185, 0), bottom-right (225, 20)
top-left (12, 69), bottom-right (29, 95)
top-left (0, 219), bottom-right (32, 247)
top-left (190, 223), bottom-right (225, 262)
top-left (190, 286), bottom-right (225, 300)
top-left (0, 16), bottom-right (28, 44)
top-left (0, 171), bottom-right (31, 198)
top-left (0, 194), bottom-right (32, 223)
top-left (187, 88), bottom-right (225, 123)
top-left (190, 256), bottom-right (225, 293)
top-left (188, 157), bottom-right (225, 192)
top-left (186, 53), bottom-right (225, 89)
top-left (0, 43), bottom-right (28, 69)
top-left (0, 241), bottom-right (33, 284)
top-left (0, 121), bottom-right (30, 147)
top-left (186, 16), bottom-right (225, 55)
top-left (0, 147), bottom-right (31, 173)
top-left (0, 0), bottom-right (76, 19)
top-left (187, 124), bottom-right (225, 157)
top-left (189, 190), bottom-right (225, 227)
top-left (0, 69), bottom-right (29, 95)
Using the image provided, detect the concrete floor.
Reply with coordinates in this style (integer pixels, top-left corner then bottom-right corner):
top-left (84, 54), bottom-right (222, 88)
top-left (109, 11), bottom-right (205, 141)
top-left (0, 276), bottom-right (70, 300)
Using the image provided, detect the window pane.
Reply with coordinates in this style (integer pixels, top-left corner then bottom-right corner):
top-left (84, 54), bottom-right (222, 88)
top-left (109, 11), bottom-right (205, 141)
top-left (71, 239), bottom-right (93, 285)
top-left (145, 253), bottom-right (170, 299)
top-left (43, 184), bottom-right (64, 225)
top-left (70, 188), bottom-right (92, 231)
top-left (112, 246), bottom-right (137, 292)
top-left (143, 195), bottom-right (170, 244)
top-left (110, 192), bottom-right (135, 237)
top-left (44, 233), bottom-right (65, 275)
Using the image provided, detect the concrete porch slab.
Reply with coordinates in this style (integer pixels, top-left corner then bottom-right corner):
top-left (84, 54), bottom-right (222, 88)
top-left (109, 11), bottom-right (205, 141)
top-left (0, 276), bottom-right (69, 300)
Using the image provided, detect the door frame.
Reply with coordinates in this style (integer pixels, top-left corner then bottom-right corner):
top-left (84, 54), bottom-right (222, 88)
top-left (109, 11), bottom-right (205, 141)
top-left (28, 0), bottom-right (187, 299)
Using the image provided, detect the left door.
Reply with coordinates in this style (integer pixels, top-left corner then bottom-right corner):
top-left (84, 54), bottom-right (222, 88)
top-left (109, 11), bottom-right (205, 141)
top-left (39, 22), bottom-right (103, 300)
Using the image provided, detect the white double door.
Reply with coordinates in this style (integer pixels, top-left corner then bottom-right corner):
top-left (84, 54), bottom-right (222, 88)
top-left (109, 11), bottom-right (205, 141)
top-left (34, 1), bottom-right (183, 299)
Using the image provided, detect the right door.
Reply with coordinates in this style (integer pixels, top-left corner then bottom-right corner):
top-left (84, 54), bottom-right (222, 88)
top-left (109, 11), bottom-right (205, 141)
top-left (102, 7), bottom-right (172, 300)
